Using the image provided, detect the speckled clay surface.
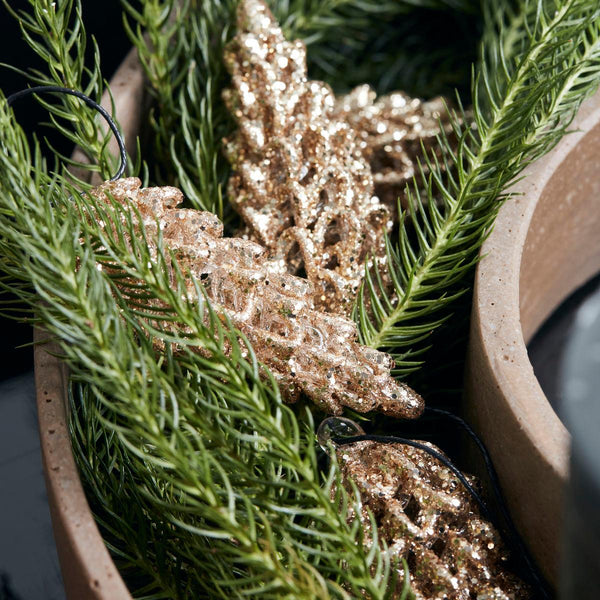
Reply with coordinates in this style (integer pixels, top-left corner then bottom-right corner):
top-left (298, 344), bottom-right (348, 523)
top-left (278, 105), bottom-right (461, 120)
top-left (35, 333), bottom-right (131, 599)
top-left (35, 47), bottom-right (143, 600)
top-left (465, 88), bottom-right (600, 584)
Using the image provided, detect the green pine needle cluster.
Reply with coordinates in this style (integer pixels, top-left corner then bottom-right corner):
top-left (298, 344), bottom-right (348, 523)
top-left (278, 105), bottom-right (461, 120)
top-left (356, 0), bottom-right (600, 377)
top-left (0, 98), bottom-right (400, 599)
top-left (121, 0), bottom-right (238, 218)
top-left (1, 0), bottom-right (600, 598)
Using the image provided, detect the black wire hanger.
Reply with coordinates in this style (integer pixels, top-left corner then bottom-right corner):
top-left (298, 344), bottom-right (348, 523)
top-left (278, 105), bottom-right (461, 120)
top-left (318, 411), bottom-right (551, 599)
top-left (6, 85), bottom-right (127, 181)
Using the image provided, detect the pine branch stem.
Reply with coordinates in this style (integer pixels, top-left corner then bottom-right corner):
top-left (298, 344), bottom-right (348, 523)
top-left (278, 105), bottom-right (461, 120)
top-left (365, 0), bottom-right (594, 359)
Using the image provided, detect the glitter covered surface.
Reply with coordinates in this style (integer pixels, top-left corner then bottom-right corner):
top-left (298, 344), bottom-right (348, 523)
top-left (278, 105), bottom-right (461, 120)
top-left (223, 0), bottom-right (392, 315)
top-left (90, 177), bottom-right (424, 419)
top-left (334, 85), bottom-right (456, 211)
top-left (336, 440), bottom-right (530, 599)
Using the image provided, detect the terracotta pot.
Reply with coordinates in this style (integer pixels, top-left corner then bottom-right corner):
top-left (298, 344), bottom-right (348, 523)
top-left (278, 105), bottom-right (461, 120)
top-left (465, 89), bottom-right (600, 585)
top-left (35, 47), bottom-right (144, 600)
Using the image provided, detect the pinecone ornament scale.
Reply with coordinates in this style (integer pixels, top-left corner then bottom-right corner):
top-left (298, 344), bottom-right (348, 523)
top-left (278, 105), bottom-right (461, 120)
top-left (223, 0), bottom-right (392, 315)
top-left (336, 439), bottom-right (530, 600)
top-left (333, 85), bottom-right (457, 212)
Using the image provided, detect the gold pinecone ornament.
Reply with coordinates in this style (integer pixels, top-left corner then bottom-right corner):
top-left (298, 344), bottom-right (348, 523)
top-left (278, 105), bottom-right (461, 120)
top-left (335, 439), bottom-right (530, 599)
top-left (90, 177), bottom-right (423, 419)
top-left (333, 85), bottom-right (456, 211)
top-left (223, 0), bottom-right (392, 315)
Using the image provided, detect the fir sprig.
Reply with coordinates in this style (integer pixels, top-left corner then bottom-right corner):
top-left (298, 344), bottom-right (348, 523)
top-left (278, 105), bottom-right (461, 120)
top-left (120, 0), bottom-right (238, 218)
top-left (1, 0), bottom-right (119, 183)
top-left (0, 105), bottom-right (398, 598)
top-left (355, 0), bottom-right (600, 377)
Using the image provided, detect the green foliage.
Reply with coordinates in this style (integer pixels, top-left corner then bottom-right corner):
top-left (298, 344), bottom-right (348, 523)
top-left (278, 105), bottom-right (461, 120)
top-left (279, 1), bottom-right (482, 97)
top-left (355, 0), bottom-right (600, 377)
top-left (275, 0), bottom-right (479, 89)
top-left (120, 0), bottom-right (238, 218)
top-left (310, 9), bottom-right (481, 98)
top-left (0, 100), bottom-right (398, 598)
top-left (0, 0), bottom-right (121, 183)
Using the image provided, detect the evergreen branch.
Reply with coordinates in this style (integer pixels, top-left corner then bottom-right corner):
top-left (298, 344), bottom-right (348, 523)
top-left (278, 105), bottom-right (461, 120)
top-left (356, 0), bottom-right (600, 377)
top-left (120, 0), bottom-right (237, 218)
top-left (0, 98), bottom-right (399, 599)
top-left (1, 0), bottom-right (118, 183)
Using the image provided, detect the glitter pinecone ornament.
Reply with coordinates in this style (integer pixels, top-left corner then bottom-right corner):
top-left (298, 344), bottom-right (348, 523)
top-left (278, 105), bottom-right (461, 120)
top-left (333, 85), bottom-right (456, 211)
top-left (335, 438), bottom-right (530, 599)
top-left (90, 177), bottom-right (424, 419)
top-left (223, 0), bottom-right (392, 315)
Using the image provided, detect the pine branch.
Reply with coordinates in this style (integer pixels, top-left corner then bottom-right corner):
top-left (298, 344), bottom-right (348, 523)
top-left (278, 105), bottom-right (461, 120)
top-left (356, 0), bottom-right (600, 377)
top-left (1, 0), bottom-right (120, 183)
top-left (0, 95), bottom-right (401, 598)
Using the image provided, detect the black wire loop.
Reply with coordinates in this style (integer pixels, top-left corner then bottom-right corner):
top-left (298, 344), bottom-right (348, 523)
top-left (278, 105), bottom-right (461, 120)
top-left (422, 407), bottom-right (551, 599)
top-left (6, 85), bottom-right (127, 181)
top-left (332, 432), bottom-right (492, 518)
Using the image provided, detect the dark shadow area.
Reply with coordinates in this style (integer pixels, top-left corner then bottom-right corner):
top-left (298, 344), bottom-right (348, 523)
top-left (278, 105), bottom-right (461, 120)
top-left (527, 272), bottom-right (600, 425)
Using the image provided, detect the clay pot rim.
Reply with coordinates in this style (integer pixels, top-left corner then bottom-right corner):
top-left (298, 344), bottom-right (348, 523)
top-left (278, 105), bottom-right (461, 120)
top-left (473, 90), bottom-right (600, 481)
top-left (466, 89), bottom-right (600, 582)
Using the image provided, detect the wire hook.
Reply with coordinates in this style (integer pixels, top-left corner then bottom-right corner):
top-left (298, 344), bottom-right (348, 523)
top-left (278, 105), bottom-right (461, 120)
top-left (7, 85), bottom-right (127, 181)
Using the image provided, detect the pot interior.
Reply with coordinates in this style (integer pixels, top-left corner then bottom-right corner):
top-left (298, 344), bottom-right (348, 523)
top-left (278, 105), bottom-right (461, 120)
top-left (519, 121), bottom-right (600, 384)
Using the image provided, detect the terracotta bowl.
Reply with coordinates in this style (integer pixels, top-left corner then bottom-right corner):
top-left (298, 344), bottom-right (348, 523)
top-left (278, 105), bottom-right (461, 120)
top-left (465, 89), bottom-right (600, 585)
